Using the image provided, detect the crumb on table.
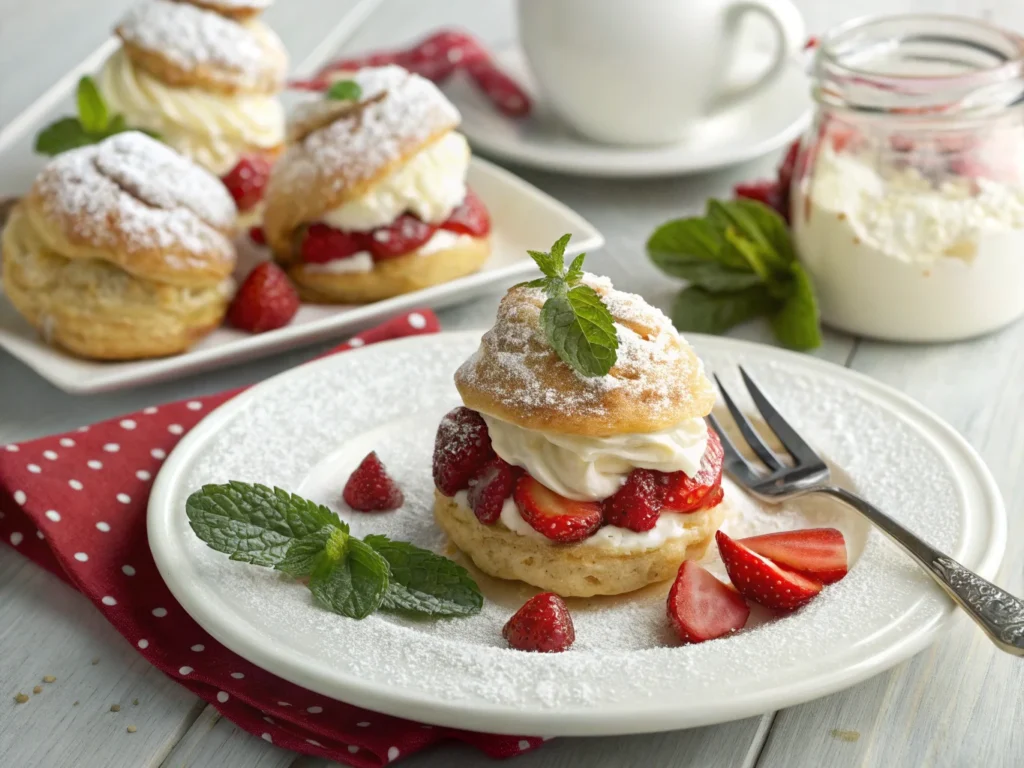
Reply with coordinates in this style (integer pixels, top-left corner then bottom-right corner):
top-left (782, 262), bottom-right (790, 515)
top-left (110, 704), bottom-right (121, 712)
top-left (32, 686), bottom-right (42, 694)
top-left (14, 693), bottom-right (29, 704)
top-left (830, 729), bottom-right (861, 743)
top-left (42, 675), bottom-right (56, 684)
top-left (126, 725), bottom-right (137, 734)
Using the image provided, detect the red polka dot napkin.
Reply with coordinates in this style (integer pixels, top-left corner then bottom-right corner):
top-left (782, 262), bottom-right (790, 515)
top-left (0, 310), bottom-right (542, 766)
top-left (290, 29), bottom-right (531, 118)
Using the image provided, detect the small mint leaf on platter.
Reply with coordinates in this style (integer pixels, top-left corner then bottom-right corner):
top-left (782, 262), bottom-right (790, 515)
top-left (76, 76), bottom-right (109, 134)
top-left (275, 525), bottom-right (341, 579)
top-left (709, 199), bottom-right (793, 271)
top-left (34, 118), bottom-right (94, 156)
top-left (647, 216), bottom-right (748, 272)
top-left (770, 264), bottom-right (822, 350)
top-left (365, 535), bottom-right (483, 617)
top-left (326, 79), bottom-right (363, 101)
top-left (671, 285), bottom-right (778, 335)
top-left (541, 283), bottom-right (618, 378)
top-left (309, 538), bottom-right (389, 619)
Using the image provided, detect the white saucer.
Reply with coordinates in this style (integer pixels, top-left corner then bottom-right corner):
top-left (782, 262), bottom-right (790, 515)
top-left (444, 46), bottom-right (813, 178)
top-left (148, 332), bottom-right (1005, 737)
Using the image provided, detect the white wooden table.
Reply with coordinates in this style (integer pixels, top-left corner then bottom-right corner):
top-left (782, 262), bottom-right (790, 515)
top-left (2, 1), bottom-right (1022, 766)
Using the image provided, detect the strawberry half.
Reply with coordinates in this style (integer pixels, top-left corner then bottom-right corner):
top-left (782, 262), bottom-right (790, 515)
top-left (365, 215), bottom-right (436, 260)
top-left (227, 262), bottom-right (299, 333)
top-left (716, 530), bottom-right (822, 612)
top-left (514, 475), bottom-right (602, 543)
top-left (502, 592), bottom-right (575, 652)
top-left (660, 429), bottom-right (724, 512)
top-left (301, 223), bottom-right (365, 264)
top-left (603, 469), bottom-right (662, 532)
top-left (222, 154), bottom-right (272, 212)
top-left (467, 456), bottom-right (520, 525)
top-left (667, 561), bottom-right (750, 644)
top-left (343, 452), bottom-right (404, 511)
top-left (739, 528), bottom-right (848, 585)
top-left (441, 189), bottom-right (491, 237)
top-left (432, 407), bottom-right (494, 496)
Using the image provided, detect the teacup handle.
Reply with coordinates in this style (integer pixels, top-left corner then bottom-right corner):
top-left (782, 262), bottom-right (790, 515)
top-left (707, 0), bottom-right (805, 115)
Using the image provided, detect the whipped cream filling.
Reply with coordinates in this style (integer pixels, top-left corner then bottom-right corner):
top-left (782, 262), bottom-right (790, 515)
top-left (319, 131), bottom-right (469, 231)
top-left (98, 47), bottom-right (285, 176)
top-left (302, 231), bottom-right (475, 273)
top-left (480, 414), bottom-right (709, 502)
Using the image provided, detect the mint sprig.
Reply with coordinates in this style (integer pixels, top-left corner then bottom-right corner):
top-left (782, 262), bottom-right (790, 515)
top-left (35, 76), bottom-right (160, 157)
top-left (647, 199), bottom-right (821, 350)
top-left (326, 79), bottom-right (363, 102)
top-left (186, 482), bottom-right (483, 620)
top-left (516, 234), bottom-right (619, 377)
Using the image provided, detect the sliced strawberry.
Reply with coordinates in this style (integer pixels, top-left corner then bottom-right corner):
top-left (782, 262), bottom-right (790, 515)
top-left (432, 407), bottom-right (494, 496)
top-left (667, 560), bottom-right (750, 644)
top-left (734, 180), bottom-right (783, 215)
top-left (703, 483), bottom-right (725, 509)
top-left (603, 469), bottom-right (662, 532)
top-left (222, 154), bottom-right (272, 212)
top-left (249, 226), bottom-right (267, 245)
top-left (467, 456), bottom-right (520, 525)
top-left (716, 530), bottom-right (822, 612)
top-left (777, 140), bottom-right (800, 196)
top-left (660, 429), bottom-right (724, 513)
top-left (227, 262), bottom-right (299, 333)
top-left (365, 215), bottom-right (436, 260)
top-left (514, 475), bottom-right (602, 543)
top-left (442, 188), bottom-right (491, 237)
top-left (502, 592), bottom-right (575, 652)
top-left (342, 451), bottom-right (403, 511)
top-left (739, 528), bottom-right (848, 585)
top-left (301, 223), bottom-right (366, 264)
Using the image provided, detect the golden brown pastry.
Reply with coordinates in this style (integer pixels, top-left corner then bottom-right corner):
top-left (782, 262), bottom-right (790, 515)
top-left (431, 274), bottom-right (726, 597)
top-left (1, 132), bottom-right (237, 360)
top-left (263, 65), bottom-right (492, 303)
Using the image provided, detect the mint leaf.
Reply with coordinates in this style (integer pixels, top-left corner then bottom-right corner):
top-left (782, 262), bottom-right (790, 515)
top-left (541, 284), bottom-right (619, 377)
top-left (76, 76), bottom-right (108, 134)
top-left (647, 217), bottom-right (748, 271)
top-left (548, 232), bottom-right (571, 265)
top-left (365, 535), bottom-right (483, 617)
top-left (771, 265), bottom-right (821, 350)
top-left (710, 200), bottom-right (794, 271)
top-left (723, 227), bottom-right (773, 282)
top-left (649, 248), bottom-right (763, 291)
top-left (327, 79), bottom-right (363, 101)
top-left (565, 252), bottom-right (586, 285)
top-left (34, 118), bottom-right (94, 156)
top-left (275, 525), bottom-right (340, 578)
top-left (308, 538), bottom-right (389, 619)
top-left (514, 277), bottom-right (552, 290)
top-left (185, 482), bottom-right (346, 567)
top-left (671, 285), bottom-right (778, 335)
top-left (526, 249), bottom-right (562, 280)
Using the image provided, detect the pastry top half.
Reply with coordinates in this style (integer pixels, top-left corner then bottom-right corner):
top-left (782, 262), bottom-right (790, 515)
top-left (116, 0), bottom-right (287, 95)
top-left (188, 0), bottom-right (272, 21)
top-left (22, 131), bottom-right (237, 288)
top-left (262, 65), bottom-right (461, 258)
top-left (456, 275), bottom-right (716, 437)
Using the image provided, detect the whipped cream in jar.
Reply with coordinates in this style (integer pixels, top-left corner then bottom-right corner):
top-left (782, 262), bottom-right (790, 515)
top-left (792, 15), bottom-right (1024, 341)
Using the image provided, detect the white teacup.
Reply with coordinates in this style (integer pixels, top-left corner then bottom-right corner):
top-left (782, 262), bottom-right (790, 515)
top-left (517, 0), bottom-right (805, 146)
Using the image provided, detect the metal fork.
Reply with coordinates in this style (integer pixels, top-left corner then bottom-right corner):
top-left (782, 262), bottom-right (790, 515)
top-left (708, 366), bottom-right (1024, 656)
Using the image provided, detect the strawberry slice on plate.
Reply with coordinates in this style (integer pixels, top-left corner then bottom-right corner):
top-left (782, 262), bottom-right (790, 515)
top-left (660, 428), bottom-right (724, 512)
top-left (716, 530), bottom-right (822, 612)
top-left (603, 469), bottom-right (662, 531)
top-left (227, 262), bottom-right (299, 333)
top-left (667, 560), bottom-right (750, 644)
top-left (442, 189), bottom-right (491, 237)
top-left (739, 528), bottom-right (848, 585)
top-left (301, 223), bottom-right (366, 264)
top-left (222, 154), bottom-right (272, 212)
top-left (365, 215), bottom-right (436, 259)
top-left (467, 456), bottom-right (520, 525)
top-left (514, 475), bottom-right (602, 543)
top-left (503, 592), bottom-right (575, 653)
top-left (343, 451), bottom-right (404, 511)
top-left (432, 407), bottom-right (494, 496)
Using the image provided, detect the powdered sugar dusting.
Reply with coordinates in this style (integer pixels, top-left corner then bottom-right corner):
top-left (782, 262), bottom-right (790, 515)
top-left (160, 334), bottom-right (986, 723)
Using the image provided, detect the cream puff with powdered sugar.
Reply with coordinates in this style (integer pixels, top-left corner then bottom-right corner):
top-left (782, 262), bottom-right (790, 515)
top-left (431, 274), bottom-right (727, 597)
top-left (98, 0), bottom-right (287, 220)
top-left (261, 65), bottom-right (492, 304)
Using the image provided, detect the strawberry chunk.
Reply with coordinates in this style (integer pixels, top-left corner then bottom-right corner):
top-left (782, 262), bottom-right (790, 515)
top-left (365, 215), bottom-right (436, 260)
top-left (343, 451), bottom-right (403, 511)
top-left (227, 262), bottom-right (299, 333)
top-left (667, 561), bottom-right (750, 644)
top-left (739, 528), bottom-right (848, 585)
top-left (703, 483), bottom-right (725, 509)
top-left (734, 180), bottom-right (784, 215)
top-left (502, 592), bottom-right (575, 653)
top-left (249, 226), bottom-right (267, 245)
top-left (432, 407), bottom-right (494, 496)
top-left (660, 429), bottom-right (724, 512)
top-left (301, 223), bottom-right (366, 264)
top-left (467, 456), bottom-right (520, 524)
top-left (514, 475), bottom-right (602, 543)
top-left (442, 189), bottom-right (491, 237)
top-left (222, 154), bottom-right (272, 212)
top-left (716, 531), bottom-right (822, 612)
top-left (603, 469), bottom-right (662, 532)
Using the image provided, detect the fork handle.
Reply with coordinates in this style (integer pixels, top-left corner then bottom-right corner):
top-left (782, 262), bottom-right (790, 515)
top-left (820, 485), bottom-right (1024, 656)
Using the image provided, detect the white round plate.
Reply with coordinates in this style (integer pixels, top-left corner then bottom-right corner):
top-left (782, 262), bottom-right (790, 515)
top-left (443, 47), bottom-right (813, 178)
top-left (149, 332), bottom-right (1005, 737)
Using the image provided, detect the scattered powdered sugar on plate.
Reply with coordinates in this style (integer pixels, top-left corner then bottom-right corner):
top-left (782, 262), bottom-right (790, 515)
top-left (157, 333), bottom-right (997, 722)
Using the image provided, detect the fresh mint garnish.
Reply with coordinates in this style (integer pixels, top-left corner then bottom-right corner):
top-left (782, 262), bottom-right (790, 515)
top-left (365, 535), bottom-right (483, 617)
top-left (186, 483), bottom-right (483, 621)
top-left (647, 199), bottom-right (821, 350)
top-left (35, 76), bottom-right (160, 157)
top-left (516, 234), bottom-right (619, 377)
top-left (326, 79), bottom-right (362, 102)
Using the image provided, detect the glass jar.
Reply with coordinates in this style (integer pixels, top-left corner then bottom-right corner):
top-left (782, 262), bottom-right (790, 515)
top-left (792, 15), bottom-right (1024, 341)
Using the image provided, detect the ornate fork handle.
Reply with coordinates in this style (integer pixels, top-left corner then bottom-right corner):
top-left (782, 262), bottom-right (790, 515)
top-left (820, 486), bottom-right (1024, 656)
